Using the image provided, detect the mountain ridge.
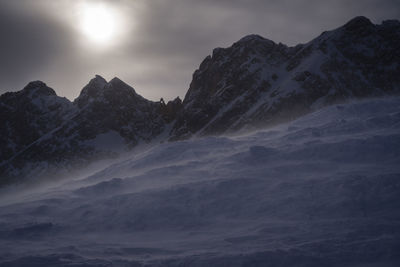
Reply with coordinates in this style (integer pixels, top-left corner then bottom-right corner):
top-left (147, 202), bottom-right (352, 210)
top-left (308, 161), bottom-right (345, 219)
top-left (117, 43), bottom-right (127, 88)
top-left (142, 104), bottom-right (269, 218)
top-left (171, 16), bottom-right (399, 138)
top-left (1, 16), bottom-right (399, 186)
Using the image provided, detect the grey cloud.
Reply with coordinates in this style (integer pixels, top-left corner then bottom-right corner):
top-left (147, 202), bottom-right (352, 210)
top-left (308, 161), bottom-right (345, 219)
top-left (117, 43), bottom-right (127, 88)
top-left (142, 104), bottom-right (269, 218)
top-left (119, 0), bottom-right (400, 100)
top-left (0, 1), bottom-right (77, 91)
top-left (0, 0), bottom-right (399, 101)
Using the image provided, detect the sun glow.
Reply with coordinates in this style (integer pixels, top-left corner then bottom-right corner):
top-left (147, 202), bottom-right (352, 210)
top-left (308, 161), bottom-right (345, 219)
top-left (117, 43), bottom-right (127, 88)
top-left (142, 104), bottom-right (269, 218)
top-left (79, 3), bottom-right (118, 45)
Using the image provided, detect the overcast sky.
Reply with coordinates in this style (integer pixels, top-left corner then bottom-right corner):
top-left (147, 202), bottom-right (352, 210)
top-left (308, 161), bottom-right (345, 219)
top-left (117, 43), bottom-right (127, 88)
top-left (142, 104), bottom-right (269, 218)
top-left (0, 0), bottom-right (399, 101)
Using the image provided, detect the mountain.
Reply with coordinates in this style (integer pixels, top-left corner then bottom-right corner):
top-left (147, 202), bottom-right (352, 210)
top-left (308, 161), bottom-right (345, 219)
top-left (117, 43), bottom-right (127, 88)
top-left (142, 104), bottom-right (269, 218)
top-left (0, 16), bottom-right (399, 185)
top-left (0, 81), bottom-right (74, 162)
top-left (0, 96), bottom-right (399, 266)
top-left (0, 81), bottom-right (75, 184)
top-left (0, 76), bottom-right (169, 185)
top-left (171, 16), bottom-right (400, 138)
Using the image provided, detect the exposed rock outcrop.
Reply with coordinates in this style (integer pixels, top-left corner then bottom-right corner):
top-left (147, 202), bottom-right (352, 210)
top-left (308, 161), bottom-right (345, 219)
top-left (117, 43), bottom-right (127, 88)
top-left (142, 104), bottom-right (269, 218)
top-left (170, 16), bottom-right (400, 138)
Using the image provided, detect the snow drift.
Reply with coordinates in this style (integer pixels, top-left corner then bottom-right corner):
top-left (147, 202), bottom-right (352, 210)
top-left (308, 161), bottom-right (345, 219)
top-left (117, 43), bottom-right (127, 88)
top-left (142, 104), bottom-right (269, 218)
top-left (0, 97), bottom-right (399, 266)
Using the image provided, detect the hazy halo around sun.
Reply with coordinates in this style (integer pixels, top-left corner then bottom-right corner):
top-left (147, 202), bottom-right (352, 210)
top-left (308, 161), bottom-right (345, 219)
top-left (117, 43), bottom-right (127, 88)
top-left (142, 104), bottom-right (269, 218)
top-left (76, 1), bottom-right (122, 48)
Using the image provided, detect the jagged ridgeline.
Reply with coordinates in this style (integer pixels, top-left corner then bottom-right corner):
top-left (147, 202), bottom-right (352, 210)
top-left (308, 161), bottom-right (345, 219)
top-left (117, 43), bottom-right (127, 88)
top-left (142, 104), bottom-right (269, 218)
top-left (0, 16), bottom-right (399, 185)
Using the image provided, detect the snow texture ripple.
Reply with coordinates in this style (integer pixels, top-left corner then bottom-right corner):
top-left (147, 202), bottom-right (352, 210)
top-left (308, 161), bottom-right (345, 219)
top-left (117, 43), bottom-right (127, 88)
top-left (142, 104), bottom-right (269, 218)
top-left (0, 97), bottom-right (400, 266)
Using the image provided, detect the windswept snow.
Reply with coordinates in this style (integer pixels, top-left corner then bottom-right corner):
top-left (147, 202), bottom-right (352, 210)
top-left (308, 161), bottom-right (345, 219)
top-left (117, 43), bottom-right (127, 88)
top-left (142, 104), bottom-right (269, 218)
top-left (86, 131), bottom-right (127, 152)
top-left (0, 97), bottom-right (400, 266)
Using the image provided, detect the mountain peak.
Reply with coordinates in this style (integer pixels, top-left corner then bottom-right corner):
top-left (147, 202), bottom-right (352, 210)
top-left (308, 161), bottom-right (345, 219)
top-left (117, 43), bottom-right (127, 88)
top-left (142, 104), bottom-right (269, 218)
top-left (234, 34), bottom-right (275, 47)
top-left (88, 75), bottom-right (108, 88)
top-left (343, 16), bottom-right (374, 31)
top-left (171, 15), bottom-right (400, 139)
top-left (74, 76), bottom-right (148, 109)
top-left (237, 34), bottom-right (265, 42)
top-left (109, 77), bottom-right (127, 88)
top-left (24, 80), bottom-right (47, 89)
top-left (74, 75), bottom-right (108, 108)
top-left (22, 80), bottom-right (56, 97)
top-left (109, 77), bottom-right (140, 95)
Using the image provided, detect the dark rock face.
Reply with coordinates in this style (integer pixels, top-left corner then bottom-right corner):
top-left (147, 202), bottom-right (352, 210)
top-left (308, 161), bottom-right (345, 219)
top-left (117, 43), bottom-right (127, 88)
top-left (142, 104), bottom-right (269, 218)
top-left (0, 76), bottom-right (166, 185)
top-left (0, 81), bottom-right (74, 164)
top-left (170, 35), bottom-right (291, 138)
top-left (72, 76), bottom-right (165, 145)
top-left (171, 16), bottom-right (400, 138)
top-left (160, 97), bottom-right (183, 123)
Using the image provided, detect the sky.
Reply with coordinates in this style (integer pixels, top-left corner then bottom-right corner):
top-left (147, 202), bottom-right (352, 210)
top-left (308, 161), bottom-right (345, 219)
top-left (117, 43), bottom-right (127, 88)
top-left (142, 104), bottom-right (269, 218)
top-left (0, 0), bottom-right (399, 101)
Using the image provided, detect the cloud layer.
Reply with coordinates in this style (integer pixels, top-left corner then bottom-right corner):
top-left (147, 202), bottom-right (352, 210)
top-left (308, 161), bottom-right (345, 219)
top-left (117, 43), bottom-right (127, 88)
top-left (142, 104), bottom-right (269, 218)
top-left (0, 0), bottom-right (399, 101)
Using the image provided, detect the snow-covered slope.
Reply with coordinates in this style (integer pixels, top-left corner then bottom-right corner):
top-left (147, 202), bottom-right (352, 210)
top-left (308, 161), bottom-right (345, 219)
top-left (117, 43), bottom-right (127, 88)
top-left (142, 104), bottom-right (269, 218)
top-left (0, 97), bottom-right (399, 266)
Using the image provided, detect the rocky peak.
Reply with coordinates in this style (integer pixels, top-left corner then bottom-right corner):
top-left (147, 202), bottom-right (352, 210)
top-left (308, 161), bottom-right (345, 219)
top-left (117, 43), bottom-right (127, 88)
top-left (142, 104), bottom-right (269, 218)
top-left (74, 75), bottom-right (108, 108)
top-left (74, 75), bottom-right (153, 111)
top-left (108, 77), bottom-right (140, 98)
top-left (343, 16), bottom-right (374, 31)
top-left (68, 76), bottom-right (166, 145)
top-left (0, 80), bottom-right (75, 171)
top-left (0, 81), bottom-right (65, 109)
top-left (109, 77), bottom-right (127, 87)
top-left (0, 74), bottom-right (169, 185)
top-left (23, 80), bottom-right (47, 90)
top-left (90, 74), bottom-right (108, 88)
top-left (234, 34), bottom-right (276, 48)
top-left (21, 80), bottom-right (56, 98)
top-left (184, 34), bottom-right (288, 104)
top-left (171, 16), bottom-right (400, 139)
top-left (160, 97), bottom-right (183, 123)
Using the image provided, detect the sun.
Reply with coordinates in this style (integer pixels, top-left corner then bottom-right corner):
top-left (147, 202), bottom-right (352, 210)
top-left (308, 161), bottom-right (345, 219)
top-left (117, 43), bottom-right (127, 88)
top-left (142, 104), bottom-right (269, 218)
top-left (79, 3), bottom-right (118, 45)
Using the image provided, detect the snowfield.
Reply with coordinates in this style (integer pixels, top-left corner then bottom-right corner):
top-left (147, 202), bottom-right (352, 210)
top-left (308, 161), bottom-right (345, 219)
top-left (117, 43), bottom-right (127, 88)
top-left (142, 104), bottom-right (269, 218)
top-left (0, 97), bottom-right (400, 266)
